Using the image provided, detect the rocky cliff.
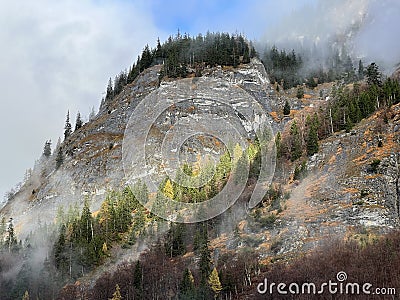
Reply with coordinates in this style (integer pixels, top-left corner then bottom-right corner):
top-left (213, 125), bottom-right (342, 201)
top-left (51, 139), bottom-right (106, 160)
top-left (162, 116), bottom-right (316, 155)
top-left (1, 58), bottom-right (279, 237)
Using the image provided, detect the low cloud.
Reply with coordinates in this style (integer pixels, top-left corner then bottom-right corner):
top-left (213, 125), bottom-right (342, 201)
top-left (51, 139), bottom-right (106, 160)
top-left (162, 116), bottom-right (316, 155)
top-left (260, 0), bottom-right (399, 72)
top-left (353, 0), bottom-right (400, 71)
top-left (0, 0), bottom-right (166, 200)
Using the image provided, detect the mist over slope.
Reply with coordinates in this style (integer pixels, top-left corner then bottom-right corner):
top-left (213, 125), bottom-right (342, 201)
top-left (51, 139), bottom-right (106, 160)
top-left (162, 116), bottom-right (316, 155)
top-left (260, 0), bottom-right (400, 72)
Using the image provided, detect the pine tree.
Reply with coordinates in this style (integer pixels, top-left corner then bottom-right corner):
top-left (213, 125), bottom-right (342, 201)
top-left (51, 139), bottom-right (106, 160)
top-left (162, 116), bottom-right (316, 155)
top-left (198, 227), bottom-right (212, 283)
top-left (0, 217), bottom-right (6, 248)
top-left (283, 100), bottom-right (291, 116)
top-left (208, 267), bottom-right (222, 299)
top-left (80, 199), bottom-right (93, 244)
top-left (306, 125), bottom-right (319, 156)
top-left (99, 196), bottom-right (113, 240)
top-left (64, 111), bottom-right (72, 140)
top-left (43, 140), bottom-right (52, 158)
top-left (114, 192), bottom-right (132, 234)
top-left (140, 45), bottom-right (153, 72)
top-left (133, 260), bottom-right (143, 299)
top-left (242, 46), bottom-right (250, 64)
top-left (179, 268), bottom-right (195, 298)
top-left (105, 78), bottom-right (114, 101)
top-left (165, 222), bottom-right (186, 257)
top-left (296, 86), bottom-right (304, 99)
top-left (306, 75), bottom-right (317, 89)
top-left (152, 190), bottom-right (167, 220)
top-left (366, 63), bottom-right (382, 87)
top-left (6, 218), bottom-right (17, 253)
top-left (75, 112), bottom-right (83, 130)
top-left (232, 143), bottom-right (242, 163)
top-left (290, 121), bottom-right (302, 161)
top-left (358, 60), bottom-right (364, 80)
top-left (233, 152), bottom-right (249, 185)
top-left (154, 37), bottom-right (163, 64)
top-left (54, 224), bottom-right (68, 274)
top-left (163, 179), bottom-right (174, 199)
top-left (55, 147), bottom-right (64, 170)
top-left (132, 204), bottom-right (146, 234)
top-left (275, 132), bottom-right (282, 159)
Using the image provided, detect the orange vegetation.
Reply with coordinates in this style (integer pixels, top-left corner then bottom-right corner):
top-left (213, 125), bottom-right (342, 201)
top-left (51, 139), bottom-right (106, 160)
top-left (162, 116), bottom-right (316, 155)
top-left (269, 111), bottom-right (280, 122)
top-left (328, 155), bottom-right (337, 164)
top-left (365, 174), bottom-right (382, 179)
top-left (341, 187), bottom-right (359, 194)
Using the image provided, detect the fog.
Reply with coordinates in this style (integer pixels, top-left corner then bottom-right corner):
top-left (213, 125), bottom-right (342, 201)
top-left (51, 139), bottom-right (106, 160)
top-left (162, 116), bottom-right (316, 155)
top-left (260, 0), bottom-right (400, 72)
top-left (0, 0), bottom-right (166, 203)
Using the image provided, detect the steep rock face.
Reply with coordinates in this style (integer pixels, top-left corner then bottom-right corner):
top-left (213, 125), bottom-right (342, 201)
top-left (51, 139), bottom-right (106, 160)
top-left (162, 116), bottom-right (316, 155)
top-left (267, 103), bottom-right (400, 257)
top-left (1, 59), bottom-right (275, 237)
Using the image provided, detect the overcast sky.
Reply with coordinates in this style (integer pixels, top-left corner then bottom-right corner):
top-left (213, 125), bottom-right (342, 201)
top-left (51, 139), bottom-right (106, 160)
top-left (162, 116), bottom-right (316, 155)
top-left (0, 0), bottom-right (399, 202)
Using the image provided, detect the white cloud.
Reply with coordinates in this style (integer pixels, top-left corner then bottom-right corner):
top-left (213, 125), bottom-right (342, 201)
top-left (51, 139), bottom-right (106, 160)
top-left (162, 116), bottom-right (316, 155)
top-left (261, 0), bottom-right (369, 46)
top-left (259, 0), bottom-right (399, 71)
top-left (0, 0), bottom-right (166, 201)
top-left (354, 0), bottom-right (400, 71)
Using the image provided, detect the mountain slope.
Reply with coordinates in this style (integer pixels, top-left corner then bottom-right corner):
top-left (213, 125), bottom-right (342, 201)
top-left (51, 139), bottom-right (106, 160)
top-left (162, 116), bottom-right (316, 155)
top-left (1, 58), bottom-right (276, 238)
top-left (1, 54), bottom-right (400, 299)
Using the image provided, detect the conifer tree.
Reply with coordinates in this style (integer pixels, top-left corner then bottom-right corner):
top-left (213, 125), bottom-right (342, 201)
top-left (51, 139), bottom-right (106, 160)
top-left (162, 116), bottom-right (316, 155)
top-left (75, 112), bottom-right (83, 130)
top-left (208, 267), bottom-right (222, 299)
top-left (233, 152), bottom-right (249, 185)
top-left (6, 218), bottom-right (17, 252)
top-left (283, 100), bottom-right (291, 116)
top-left (0, 217), bottom-right (6, 248)
top-left (307, 74), bottom-right (317, 89)
top-left (80, 199), bottom-right (93, 244)
top-left (64, 111), bottom-right (72, 140)
top-left (140, 45), bottom-right (153, 72)
top-left (296, 86), bottom-right (304, 99)
top-left (366, 63), bottom-right (382, 87)
top-left (290, 121), bottom-right (302, 161)
top-left (358, 60), bottom-right (364, 80)
top-left (275, 132), bottom-right (282, 159)
top-left (56, 147), bottom-right (64, 170)
top-left (307, 125), bottom-right (319, 156)
top-left (154, 37), bottom-right (163, 63)
top-left (152, 190), bottom-right (166, 221)
top-left (198, 226), bottom-right (212, 283)
top-left (54, 224), bottom-right (67, 274)
top-left (111, 284), bottom-right (122, 300)
top-left (165, 222), bottom-right (186, 257)
top-left (163, 179), bottom-right (174, 199)
top-left (43, 140), bottom-right (52, 158)
top-left (133, 260), bottom-right (143, 299)
top-left (179, 268), bottom-right (195, 297)
top-left (105, 78), bottom-right (114, 101)
top-left (242, 46), bottom-right (250, 64)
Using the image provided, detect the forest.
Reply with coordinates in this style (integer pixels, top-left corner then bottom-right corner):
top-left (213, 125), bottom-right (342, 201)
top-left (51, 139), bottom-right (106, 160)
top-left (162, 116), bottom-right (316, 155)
top-left (276, 62), bottom-right (400, 164)
top-left (103, 32), bottom-right (257, 104)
